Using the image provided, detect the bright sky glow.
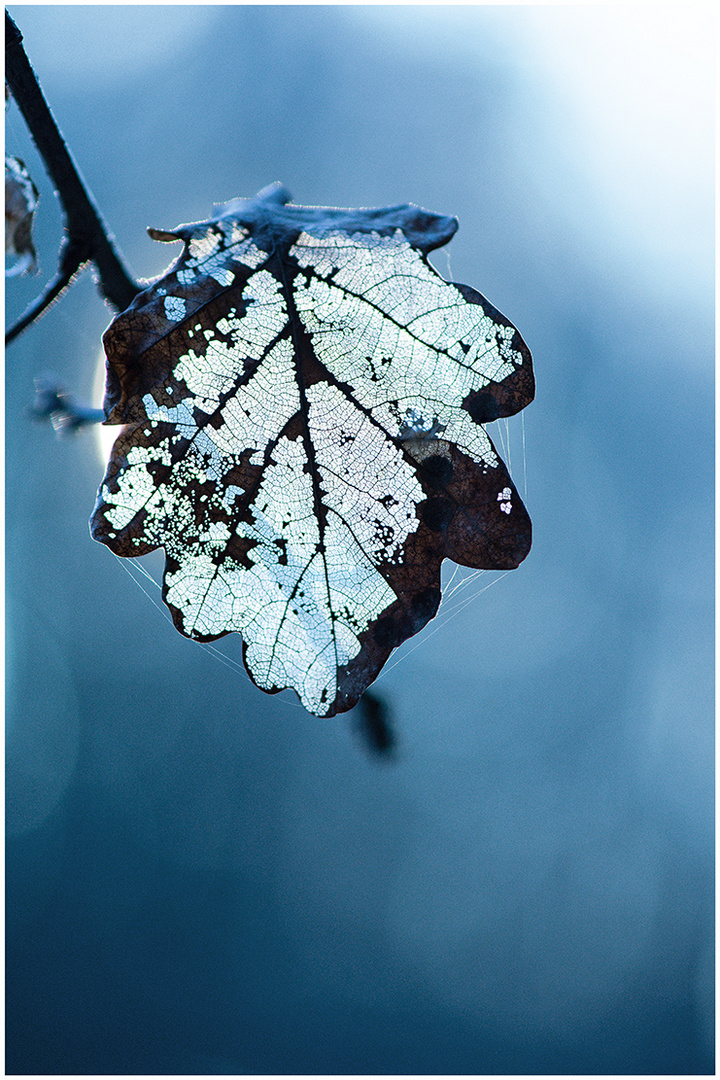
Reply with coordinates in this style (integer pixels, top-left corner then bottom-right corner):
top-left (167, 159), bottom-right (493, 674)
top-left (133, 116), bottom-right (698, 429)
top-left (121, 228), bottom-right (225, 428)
top-left (350, 4), bottom-right (714, 306)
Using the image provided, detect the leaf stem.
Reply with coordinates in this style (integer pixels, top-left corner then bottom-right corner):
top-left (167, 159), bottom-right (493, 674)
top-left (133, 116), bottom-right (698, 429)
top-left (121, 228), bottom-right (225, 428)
top-left (5, 10), bottom-right (141, 343)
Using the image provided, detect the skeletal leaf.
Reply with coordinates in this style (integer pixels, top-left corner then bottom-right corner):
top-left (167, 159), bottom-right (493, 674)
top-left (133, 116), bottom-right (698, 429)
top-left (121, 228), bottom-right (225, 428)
top-left (5, 154), bottom-right (39, 276)
top-left (91, 184), bottom-right (534, 716)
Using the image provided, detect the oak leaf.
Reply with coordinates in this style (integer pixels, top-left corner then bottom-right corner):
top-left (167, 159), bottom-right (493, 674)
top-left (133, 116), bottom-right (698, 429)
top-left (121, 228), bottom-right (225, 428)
top-left (91, 184), bottom-right (534, 716)
top-left (5, 153), bottom-right (39, 276)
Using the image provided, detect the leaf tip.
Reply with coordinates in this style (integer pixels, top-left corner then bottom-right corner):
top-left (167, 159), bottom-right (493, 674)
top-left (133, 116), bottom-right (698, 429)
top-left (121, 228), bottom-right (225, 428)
top-left (147, 226), bottom-right (182, 243)
top-left (255, 181), bottom-right (292, 206)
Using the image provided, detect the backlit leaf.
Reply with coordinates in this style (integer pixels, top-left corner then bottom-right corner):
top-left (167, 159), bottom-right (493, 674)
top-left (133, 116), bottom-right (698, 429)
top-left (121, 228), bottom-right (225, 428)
top-left (91, 184), bottom-right (534, 716)
top-left (5, 153), bottom-right (39, 276)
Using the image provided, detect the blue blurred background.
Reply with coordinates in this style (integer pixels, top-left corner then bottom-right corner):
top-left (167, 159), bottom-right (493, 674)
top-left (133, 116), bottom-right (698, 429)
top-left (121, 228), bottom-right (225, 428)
top-left (6, 5), bottom-right (714, 1074)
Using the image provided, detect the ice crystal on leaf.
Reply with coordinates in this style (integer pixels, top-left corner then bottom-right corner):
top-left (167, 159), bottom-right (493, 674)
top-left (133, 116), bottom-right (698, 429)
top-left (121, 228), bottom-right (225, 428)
top-left (91, 183), bottom-right (534, 716)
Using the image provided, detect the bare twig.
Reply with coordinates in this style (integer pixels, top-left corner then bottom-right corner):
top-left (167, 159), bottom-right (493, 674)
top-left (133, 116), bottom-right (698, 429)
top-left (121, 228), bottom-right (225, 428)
top-left (29, 372), bottom-right (104, 434)
top-left (5, 236), bottom-right (84, 344)
top-left (5, 10), bottom-right (141, 344)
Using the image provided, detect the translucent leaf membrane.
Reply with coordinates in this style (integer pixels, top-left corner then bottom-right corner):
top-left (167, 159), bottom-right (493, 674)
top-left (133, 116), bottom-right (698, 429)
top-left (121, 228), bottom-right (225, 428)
top-left (91, 184), bottom-right (534, 716)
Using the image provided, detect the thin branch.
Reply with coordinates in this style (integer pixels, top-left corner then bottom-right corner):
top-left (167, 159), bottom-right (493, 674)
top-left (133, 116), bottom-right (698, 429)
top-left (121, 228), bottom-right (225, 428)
top-left (5, 10), bottom-right (141, 343)
top-left (5, 236), bottom-right (85, 344)
top-left (29, 373), bottom-right (105, 434)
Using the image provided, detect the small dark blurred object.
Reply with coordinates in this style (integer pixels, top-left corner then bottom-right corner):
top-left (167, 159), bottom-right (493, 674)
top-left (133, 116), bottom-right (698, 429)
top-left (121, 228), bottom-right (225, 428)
top-left (353, 690), bottom-right (396, 757)
top-left (28, 373), bottom-right (104, 434)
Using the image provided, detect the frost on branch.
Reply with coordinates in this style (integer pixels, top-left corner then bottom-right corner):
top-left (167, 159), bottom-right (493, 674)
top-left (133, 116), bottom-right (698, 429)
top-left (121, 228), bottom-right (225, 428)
top-left (91, 183), bottom-right (534, 716)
